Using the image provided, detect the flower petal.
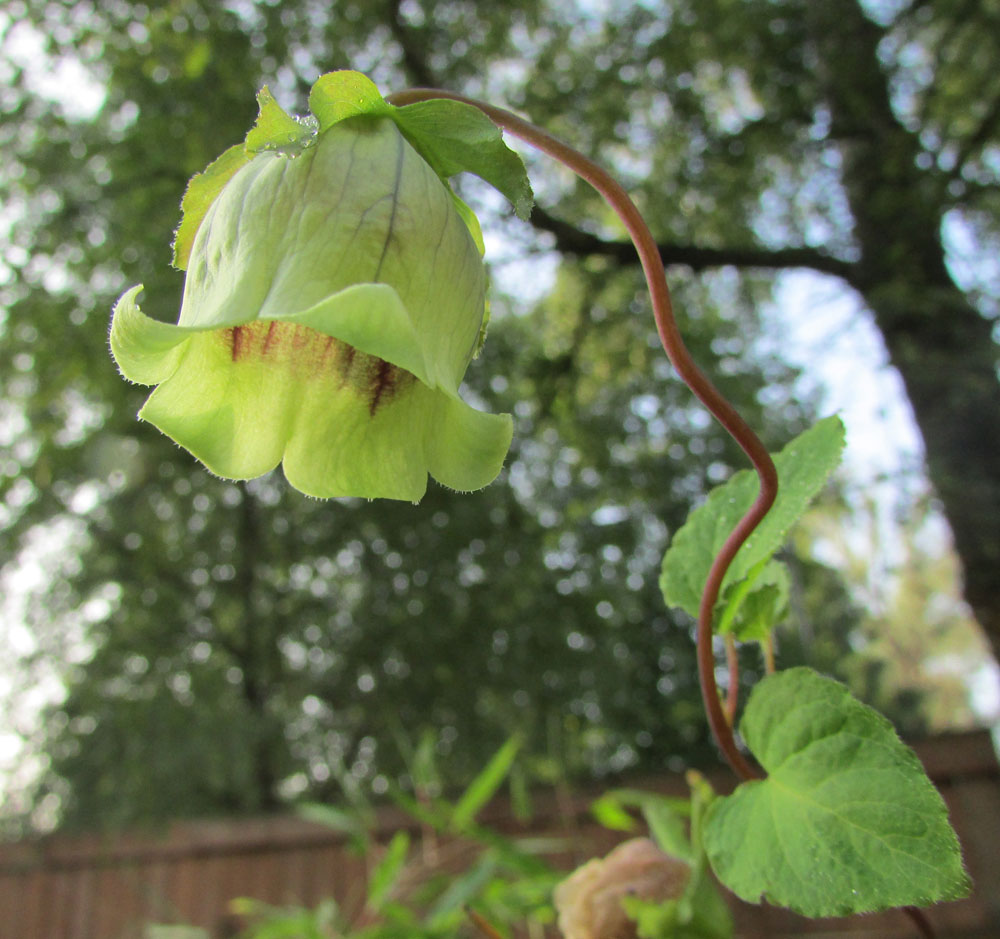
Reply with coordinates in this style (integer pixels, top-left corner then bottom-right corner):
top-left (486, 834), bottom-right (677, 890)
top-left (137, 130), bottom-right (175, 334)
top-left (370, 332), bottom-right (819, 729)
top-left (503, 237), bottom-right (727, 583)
top-left (274, 283), bottom-right (432, 388)
top-left (179, 118), bottom-right (485, 392)
top-left (110, 285), bottom-right (189, 385)
top-left (135, 319), bottom-right (511, 500)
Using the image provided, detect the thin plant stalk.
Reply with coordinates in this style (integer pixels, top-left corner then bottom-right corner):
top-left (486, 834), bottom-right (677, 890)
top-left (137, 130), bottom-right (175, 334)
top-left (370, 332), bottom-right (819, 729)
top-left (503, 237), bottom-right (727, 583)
top-left (724, 635), bottom-right (739, 726)
top-left (389, 87), bottom-right (775, 781)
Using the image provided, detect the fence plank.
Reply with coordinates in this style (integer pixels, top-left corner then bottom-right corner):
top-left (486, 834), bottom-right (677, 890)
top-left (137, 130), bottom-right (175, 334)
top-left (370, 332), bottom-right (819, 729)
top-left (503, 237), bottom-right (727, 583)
top-left (0, 730), bottom-right (996, 938)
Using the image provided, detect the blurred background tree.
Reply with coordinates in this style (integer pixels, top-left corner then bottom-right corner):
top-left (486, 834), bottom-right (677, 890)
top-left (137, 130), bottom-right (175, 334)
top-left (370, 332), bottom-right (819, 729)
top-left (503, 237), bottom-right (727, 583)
top-left (0, 0), bottom-right (994, 834)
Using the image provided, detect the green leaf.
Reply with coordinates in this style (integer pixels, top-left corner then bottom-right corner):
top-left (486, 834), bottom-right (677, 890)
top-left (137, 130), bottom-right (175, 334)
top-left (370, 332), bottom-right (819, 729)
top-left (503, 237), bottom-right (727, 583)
top-left (246, 86), bottom-right (312, 154)
top-left (226, 898), bottom-right (339, 939)
top-left (642, 799), bottom-right (694, 865)
top-left (425, 852), bottom-right (499, 924)
top-left (591, 791), bottom-right (641, 832)
top-left (296, 801), bottom-right (371, 847)
top-left (672, 867), bottom-right (735, 939)
top-left (393, 98), bottom-right (534, 219)
top-left (308, 70), bottom-right (391, 131)
top-left (411, 728), bottom-right (441, 795)
top-left (450, 735), bottom-right (522, 830)
top-left (307, 71), bottom-right (532, 218)
top-left (590, 789), bottom-right (692, 856)
top-left (509, 762), bottom-right (533, 822)
top-left (171, 143), bottom-right (251, 270)
top-left (145, 928), bottom-right (210, 939)
top-left (703, 667), bottom-right (970, 916)
top-left (660, 416), bottom-right (845, 620)
top-left (367, 831), bottom-right (411, 911)
top-left (620, 894), bottom-right (682, 938)
top-left (718, 560), bottom-right (790, 641)
top-left (623, 884), bottom-right (732, 939)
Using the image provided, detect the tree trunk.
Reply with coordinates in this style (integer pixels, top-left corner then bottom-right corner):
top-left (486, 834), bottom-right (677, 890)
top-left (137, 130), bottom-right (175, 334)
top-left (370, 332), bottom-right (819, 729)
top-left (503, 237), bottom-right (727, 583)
top-left (808, 1), bottom-right (1000, 660)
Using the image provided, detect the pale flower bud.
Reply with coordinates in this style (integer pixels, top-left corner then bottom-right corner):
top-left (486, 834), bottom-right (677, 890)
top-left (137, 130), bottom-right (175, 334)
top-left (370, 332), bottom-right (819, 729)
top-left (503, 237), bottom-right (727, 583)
top-left (554, 838), bottom-right (691, 939)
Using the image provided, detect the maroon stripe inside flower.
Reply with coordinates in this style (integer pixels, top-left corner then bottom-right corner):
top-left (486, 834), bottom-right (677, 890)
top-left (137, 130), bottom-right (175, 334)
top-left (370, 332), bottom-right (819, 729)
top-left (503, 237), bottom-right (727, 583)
top-left (222, 320), bottom-right (415, 415)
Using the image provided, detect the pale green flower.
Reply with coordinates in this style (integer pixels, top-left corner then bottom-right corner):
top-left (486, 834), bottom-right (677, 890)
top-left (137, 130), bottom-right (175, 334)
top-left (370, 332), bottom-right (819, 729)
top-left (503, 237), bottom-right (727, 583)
top-left (110, 72), bottom-right (531, 501)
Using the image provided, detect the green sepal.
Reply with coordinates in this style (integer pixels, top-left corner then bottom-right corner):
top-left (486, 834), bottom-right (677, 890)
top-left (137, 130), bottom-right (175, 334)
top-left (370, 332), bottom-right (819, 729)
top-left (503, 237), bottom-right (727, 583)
top-left (245, 85), bottom-right (312, 154)
top-left (450, 192), bottom-right (486, 256)
top-left (171, 144), bottom-right (252, 270)
top-left (308, 70), bottom-right (533, 219)
top-left (172, 88), bottom-right (310, 270)
top-left (393, 97), bottom-right (534, 219)
top-left (308, 69), bottom-right (392, 130)
top-left (172, 71), bottom-right (532, 273)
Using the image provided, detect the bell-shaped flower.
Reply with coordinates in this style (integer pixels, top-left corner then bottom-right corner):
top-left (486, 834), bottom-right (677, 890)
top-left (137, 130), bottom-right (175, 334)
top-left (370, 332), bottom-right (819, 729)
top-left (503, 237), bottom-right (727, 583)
top-left (110, 71), bottom-right (532, 501)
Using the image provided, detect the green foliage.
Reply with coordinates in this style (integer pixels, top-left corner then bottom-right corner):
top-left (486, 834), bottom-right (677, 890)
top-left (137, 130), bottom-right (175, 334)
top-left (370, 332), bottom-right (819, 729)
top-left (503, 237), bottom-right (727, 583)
top-left (660, 417), bottom-right (844, 648)
top-left (145, 928), bottom-right (210, 939)
top-left (450, 735), bottom-right (522, 831)
top-left (210, 740), bottom-right (560, 939)
top-left (228, 898), bottom-right (340, 939)
top-left (703, 667), bottom-right (971, 915)
top-left (367, 832), bottom-right (411, 912)
top-left (308, 71), bottom-right (393, 128)
top-left (721, 560), bottom-right (789, 641)
top-left (245, 87), bottom-right (312, 154)
top-left (391, 99), bottom-right (534, 220)
top-left (308, 70), bottom-right (534, 219)
top-left (585, 778), bottom-right (734, 938)
top-left (642, 777), bottom-right (733, 939)
top-left (658, 418), bottom-right (968, 918)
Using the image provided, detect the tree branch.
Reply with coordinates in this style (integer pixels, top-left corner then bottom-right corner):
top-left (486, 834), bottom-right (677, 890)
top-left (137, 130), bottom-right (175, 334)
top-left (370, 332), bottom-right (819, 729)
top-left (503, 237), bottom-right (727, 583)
top-left (385, 0), bottom-right (437, 88)
top-left (528, 206), bottom-right (857, 280)
top-left (382, 2), bottom-right (854, 283)
top-left (948, 89), bottom-right (1000, 183)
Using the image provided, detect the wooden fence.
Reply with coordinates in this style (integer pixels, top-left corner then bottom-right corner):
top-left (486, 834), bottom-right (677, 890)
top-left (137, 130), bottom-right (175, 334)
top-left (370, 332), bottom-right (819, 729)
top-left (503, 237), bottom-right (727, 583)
top-left (1, 730), bottom-right (998, 938)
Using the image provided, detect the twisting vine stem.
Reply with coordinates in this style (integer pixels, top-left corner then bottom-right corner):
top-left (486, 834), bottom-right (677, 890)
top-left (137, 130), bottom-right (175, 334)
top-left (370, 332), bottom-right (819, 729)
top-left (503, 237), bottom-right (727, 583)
top-left (904, 905), bottom-right (935, 938)
top-left (389, 85), bottom-right (941, 939)
top-left (388, 88), bottom-right (776, 782)
top-left (724, 635), bottom-right (740, 726)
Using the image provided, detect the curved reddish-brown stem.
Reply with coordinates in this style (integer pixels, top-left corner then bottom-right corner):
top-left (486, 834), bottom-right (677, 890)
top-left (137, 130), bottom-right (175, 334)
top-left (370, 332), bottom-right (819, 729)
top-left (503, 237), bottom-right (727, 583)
top-left (724, 635), bottom-right (739, 726)
top-left (903, 906), bottom-right (935, 938)
top-left (389, 88), bottom-right (775, 781)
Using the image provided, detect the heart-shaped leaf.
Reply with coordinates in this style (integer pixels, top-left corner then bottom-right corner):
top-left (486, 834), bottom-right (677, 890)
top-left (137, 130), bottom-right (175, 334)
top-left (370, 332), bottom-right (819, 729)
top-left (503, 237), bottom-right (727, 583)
top-left (703, 667), bottom-right (970, 916)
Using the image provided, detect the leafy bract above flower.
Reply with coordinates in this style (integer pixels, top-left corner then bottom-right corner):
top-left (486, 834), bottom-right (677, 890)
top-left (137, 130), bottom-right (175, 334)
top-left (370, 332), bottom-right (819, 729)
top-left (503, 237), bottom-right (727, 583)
top-left (110, 71), bottom-right (533, 501)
